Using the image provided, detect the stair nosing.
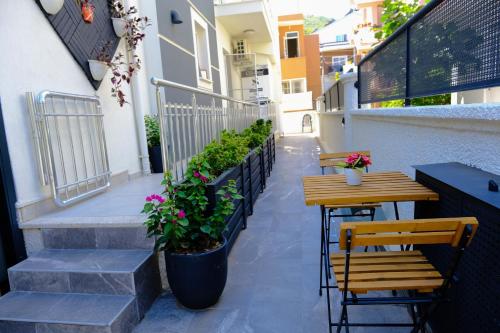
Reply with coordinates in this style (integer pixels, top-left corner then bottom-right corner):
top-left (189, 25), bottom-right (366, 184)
top-left (0, 291), bottom-right (136, 327)
top-left (8, 249), bottom-right (154, 274)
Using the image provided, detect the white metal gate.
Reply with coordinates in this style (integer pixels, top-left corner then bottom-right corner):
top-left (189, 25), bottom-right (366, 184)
top-left (27, 91), bottom-right (111, 207)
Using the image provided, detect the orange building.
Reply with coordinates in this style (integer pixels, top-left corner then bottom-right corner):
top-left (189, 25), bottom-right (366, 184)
top-left (278, 14), bottom-right (321, 112)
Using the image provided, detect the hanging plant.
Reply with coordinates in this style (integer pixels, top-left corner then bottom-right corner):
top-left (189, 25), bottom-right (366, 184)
top-left (104, 1), bottom-right (150, 107)
top-left (80, 0), bottom-right (95, 24)
top-left (88, 41), bottom-right (113, 81)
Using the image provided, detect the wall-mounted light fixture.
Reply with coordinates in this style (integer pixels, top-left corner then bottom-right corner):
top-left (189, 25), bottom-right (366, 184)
top-left (171, 10), bottom-right (183, 24)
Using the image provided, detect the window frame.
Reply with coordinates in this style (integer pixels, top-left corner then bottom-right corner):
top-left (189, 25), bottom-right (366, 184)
top-left (284, 31), bottom-right (300, 58)
top-left (191, 9), bottom-right (213, 90)
top-left (335, 34), bottom-right (348, 43)
top-left (281, 78), bottom-right (307, 94)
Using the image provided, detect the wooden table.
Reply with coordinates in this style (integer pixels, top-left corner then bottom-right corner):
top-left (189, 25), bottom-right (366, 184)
top-left (303, 171), bottom-right (439, 207)
top-left (302, 171), bottom-right (439, 298)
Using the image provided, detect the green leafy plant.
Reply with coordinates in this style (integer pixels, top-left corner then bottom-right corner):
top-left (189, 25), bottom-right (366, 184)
top-left (143, 154), bottom-right (242, 253)
top-left (304, 15), bottom-right (333, 35)
top-left (203, 130), bottom-right (249, 177)
top-left (144, 115), bottom-right (160, 148)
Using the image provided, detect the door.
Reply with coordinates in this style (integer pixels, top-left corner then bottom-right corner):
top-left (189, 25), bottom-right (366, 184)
top-left (0, 100), bottom-right (26, 294)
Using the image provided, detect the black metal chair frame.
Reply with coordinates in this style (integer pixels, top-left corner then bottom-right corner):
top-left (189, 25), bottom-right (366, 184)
top-left (302, 114), bottom-right (313, 133)
top-left (327, 224), bottom-right (475, 333)
top-left (319, 165), bottom-right (377, 285)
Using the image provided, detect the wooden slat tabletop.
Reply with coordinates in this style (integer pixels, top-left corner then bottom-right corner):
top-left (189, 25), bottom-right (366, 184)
top-left (303, 171), bottom-right (439, 206)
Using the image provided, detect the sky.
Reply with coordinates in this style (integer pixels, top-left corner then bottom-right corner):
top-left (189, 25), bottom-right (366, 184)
top-left (271, 0), bottom-right (353, 20)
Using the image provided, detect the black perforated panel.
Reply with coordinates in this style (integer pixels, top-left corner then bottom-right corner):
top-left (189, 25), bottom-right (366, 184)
top-left (359, 0), bottom-right (500, 104)
top-left (36, 0), bottom-right (120, 90)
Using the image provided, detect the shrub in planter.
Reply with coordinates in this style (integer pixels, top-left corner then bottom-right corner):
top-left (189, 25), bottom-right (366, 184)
top-left (204, 130), bottom-right (249, 177)
top-left (143, 156), bottom-right (242, 309)
top-left (145, 115), bottom-right (162, 173)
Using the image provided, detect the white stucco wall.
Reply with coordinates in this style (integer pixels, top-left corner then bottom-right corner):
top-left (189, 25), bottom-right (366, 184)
top-left (318, 112), bottom-right (345, 153)
top-left (348, 104), bottom-right (500, 219)
top-left (281, 110), bottom-right (318, 134)
top-left (0, 1), bottom-right (141, 210)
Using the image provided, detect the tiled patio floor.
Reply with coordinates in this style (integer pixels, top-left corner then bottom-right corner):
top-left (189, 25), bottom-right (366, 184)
top-left (133, 135), bottom-right (412, 333)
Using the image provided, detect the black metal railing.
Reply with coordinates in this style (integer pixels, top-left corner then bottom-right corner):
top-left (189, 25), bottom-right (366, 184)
top-left (324, 80), bottom-right (344, 112)
top-left (358, 0), bottom-right (500, 105)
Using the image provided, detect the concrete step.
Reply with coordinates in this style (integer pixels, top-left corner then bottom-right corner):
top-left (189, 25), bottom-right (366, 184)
top-left (38, 227), bottom-right (154, 250)
top-left (0, 291), bottom-right (138, 333)
top-left (8, 249), bottom-right (161, 317)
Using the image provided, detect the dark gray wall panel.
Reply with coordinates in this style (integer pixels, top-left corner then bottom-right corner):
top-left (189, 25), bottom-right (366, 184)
top-left (191, 0), bottom-right (216, 23)
top-left (156, 0), bottom-right (195, 54)
top-left (35, 0), bottom-right (120, 90)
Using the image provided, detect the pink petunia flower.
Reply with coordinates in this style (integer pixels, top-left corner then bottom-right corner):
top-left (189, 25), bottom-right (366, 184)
top-left (178, 210), bottom-right (186, 219)
top-left (145, 196), bottom-right (153, 202)
top-left (200, 175), bottom-right (208, 183)
top-left (193, 171), bottom-right (200, 178)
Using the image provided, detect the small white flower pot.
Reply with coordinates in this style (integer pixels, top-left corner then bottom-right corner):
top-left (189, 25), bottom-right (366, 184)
top-left (112, 18), bottom-right (127, 38)
top-left (344, 168), bottom-right (363, 186)
top-left (88, 60), bottom-right (108, 81)
top-left (40, 0), bottom-right (64, 15)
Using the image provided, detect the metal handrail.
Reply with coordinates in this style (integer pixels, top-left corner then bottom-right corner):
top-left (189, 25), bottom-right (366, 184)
top-left (151, 77), bottom-right (258, 107)
top-left (151, 77), bottom-right (275, 183)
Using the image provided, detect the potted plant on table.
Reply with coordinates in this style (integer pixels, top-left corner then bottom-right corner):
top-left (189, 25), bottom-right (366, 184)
top-left (142, 156), bottom-right (242, 309)
top-left (144, 115), bottom-right (162, 173)
top-left (338, 153), bottom-right (371, 186)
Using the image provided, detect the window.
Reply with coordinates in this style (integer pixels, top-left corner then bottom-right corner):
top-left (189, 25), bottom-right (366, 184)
top-left (191, 9), bottom-right (212, 89)
top-left (285, 32), bottom-right (299, 58)
top-left (282, 78), bottom-right (306, 94)
top-left (282, 81), bottom-right (290, 94)
top-left (335, 34), bottom-right (347, 43)
top-left (332, 56), bottom-right (348, 72)
top-left (292, 79), bottom-right (305, 93)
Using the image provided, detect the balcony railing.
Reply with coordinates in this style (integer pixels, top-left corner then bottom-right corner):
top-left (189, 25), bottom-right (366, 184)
top-left (358, 0), bottom-right (500, 105)
top-left (151, 78), bottom-right (276, 182)
top-left (323, 80), bottom-right (344, 112)
top-left (281, 91), bottom-right (313, 112)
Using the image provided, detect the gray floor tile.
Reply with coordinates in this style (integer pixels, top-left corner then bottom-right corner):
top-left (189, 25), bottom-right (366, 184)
top-left (134, 136), bottom-right (411, 333)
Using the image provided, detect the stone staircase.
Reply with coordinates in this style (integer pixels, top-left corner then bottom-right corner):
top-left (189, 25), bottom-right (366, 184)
top-left (0, 227), bottom-right (161, 333)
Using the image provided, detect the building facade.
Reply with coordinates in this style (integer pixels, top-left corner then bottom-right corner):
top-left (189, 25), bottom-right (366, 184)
top-left (278, 14), bottom-right (321, 134)
top-left (0, 0), bottom-right (282, 298)
top-left (214, 0), bottom-right (282, 118)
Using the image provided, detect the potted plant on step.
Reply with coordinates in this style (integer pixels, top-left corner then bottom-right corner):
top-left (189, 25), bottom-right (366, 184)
top-left (145, 115), bottom-right (163, 173)
top-left (143, 156), bottom-right (242, 309)
top-left (338, 153), bottom-right (371, 186)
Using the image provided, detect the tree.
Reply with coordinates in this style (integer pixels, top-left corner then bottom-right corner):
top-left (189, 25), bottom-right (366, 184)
top-left (374, 0), bottom-right (426, 40)
top-left (304, 15), bottom-right (333, 35)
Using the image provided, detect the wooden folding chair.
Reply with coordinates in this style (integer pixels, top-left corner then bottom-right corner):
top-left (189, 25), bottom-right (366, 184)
top-left (326, 217), bottom-right (478, 333)
top-left (318, 151), bottom-right (381, 280)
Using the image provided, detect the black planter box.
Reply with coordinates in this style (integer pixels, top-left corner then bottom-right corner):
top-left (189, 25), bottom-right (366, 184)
top-left (414, 162), bottom-right (500, 333)
top-left (205, 135), bottom-right (275, 253)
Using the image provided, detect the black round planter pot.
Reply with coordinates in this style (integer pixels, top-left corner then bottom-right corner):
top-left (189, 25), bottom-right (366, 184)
top-left (149, 146), bottom-right (163, 174)
top-left (164, 240), bottom-right (228, 309)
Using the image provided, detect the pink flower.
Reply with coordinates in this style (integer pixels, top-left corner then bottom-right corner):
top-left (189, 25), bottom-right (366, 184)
top-left (177, 210), bottom-right (186, 219)
top-left (200, 175), bottom-right (208, 183)
top-left (193, 171), bottom-right (200, 178)
top-left (146, 194), bottom-right (165, 204)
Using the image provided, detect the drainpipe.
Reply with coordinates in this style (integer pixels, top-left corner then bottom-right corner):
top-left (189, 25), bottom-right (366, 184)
top-left (125, 0), bottom-right (151, 175)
